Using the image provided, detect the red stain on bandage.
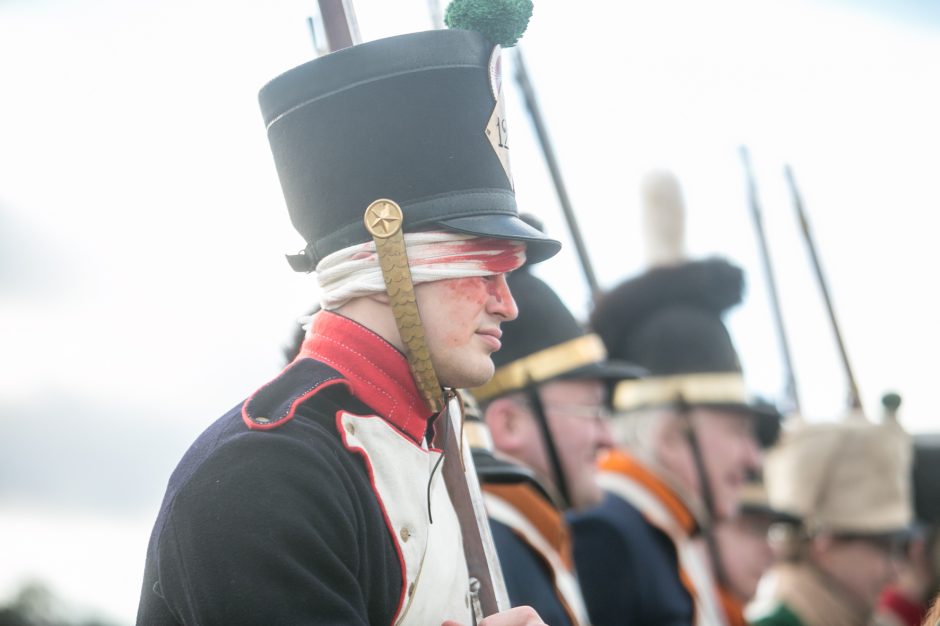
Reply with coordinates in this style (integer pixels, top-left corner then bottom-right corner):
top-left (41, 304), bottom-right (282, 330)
top-left (417, 237), bottom-right (525, 274)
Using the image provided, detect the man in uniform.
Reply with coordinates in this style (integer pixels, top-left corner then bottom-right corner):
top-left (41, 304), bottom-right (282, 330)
top-left (468, 264), bottom-right (643, 626)
top-left (713, 475), bottom-right (797, 626)
top-left (136, 19), bottom-right (558, 626)
top-left (874, 395), bottom-right (940, 626)
top-left (569, 170), bottom-right (775, 626)
top-left (752, 414), bottom-right (913, 626)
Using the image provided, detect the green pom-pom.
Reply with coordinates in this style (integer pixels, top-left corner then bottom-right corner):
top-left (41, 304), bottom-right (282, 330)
top-left (881, 391), bottom-right (902, 410)
top-left (444, 0), bottom-right (534, 47)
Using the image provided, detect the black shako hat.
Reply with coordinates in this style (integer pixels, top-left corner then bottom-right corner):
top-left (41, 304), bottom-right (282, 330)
top-left (591, 258), bottom-right (781, 446)
top-left (258, 29), bottom-right (560, 271)
top-left (471, 268), bottom-right (645, 402)
top-left (913, 434), bottom-right (940, 524)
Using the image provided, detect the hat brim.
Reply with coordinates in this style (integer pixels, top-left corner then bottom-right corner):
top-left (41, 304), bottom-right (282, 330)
top-left (694, 401), bottom-right (781, 448)
top-left (439, 213), bottom-right (561, 264)
top-left (740, 502), bottom-right (803, 525)
top-left (832, 526), bottom-right (916, 547)
top-left (559, 359), bottom-right (648, 383)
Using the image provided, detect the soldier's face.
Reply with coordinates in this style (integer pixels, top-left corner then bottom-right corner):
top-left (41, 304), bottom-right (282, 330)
top-left (657, 408), bottom-right (761, 520)
top-left (415, 273), bottom-right (518, 389)
top-left (812, 534), bottom-right (902, 608)
top-left (714, 513), bottom-right (775, 601)
top-left (694, 409), bottom-right (762, 519)
top-left (484, 380), bottom-right (612, 511)
top-left (540, 379), bottom-right (613, 510)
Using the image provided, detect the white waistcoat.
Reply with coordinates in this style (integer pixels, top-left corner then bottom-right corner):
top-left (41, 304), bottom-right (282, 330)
top-left (340, 412), bottom-right (474, 625)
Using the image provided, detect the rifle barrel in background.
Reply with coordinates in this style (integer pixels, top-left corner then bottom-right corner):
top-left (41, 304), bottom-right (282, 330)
top-left (739, 147), bottom-right (802, 415)
top-left (512, 48), bottom-right (602, 302)
top-left (785, 164), bottom-right (863, 413)
top-left (316, 0), bottom-right (360, 51)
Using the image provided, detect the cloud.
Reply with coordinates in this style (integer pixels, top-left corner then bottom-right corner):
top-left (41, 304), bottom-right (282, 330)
top-left (0, 205), bottom-right (75, 301)
top-left (0, 389), bottom-right (208, 517)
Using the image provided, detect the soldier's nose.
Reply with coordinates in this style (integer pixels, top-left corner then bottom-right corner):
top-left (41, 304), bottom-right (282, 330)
top-left (488, 274), bottom-right (518, 321)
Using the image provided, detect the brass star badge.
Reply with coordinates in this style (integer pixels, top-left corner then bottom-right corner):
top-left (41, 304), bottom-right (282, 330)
top-left (363, 199), bottom-right (403, 239)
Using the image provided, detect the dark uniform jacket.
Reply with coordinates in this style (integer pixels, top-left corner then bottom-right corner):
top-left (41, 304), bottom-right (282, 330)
top-left (137, 311), bottom-right (473, 625)
top-left (481, 477), bottom-right (590, 626)
top-left (569, 450), bottom-right (727, 626)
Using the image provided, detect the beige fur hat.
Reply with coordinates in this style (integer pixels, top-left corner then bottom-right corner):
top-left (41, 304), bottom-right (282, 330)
top-left (763, 413), bottom-right (913, 535)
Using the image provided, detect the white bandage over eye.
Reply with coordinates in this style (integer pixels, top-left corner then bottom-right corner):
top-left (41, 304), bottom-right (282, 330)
top-left (315, 231), bottom-right (525, 311)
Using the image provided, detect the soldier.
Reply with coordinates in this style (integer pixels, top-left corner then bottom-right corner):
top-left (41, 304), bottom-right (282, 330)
top-left (569, 170), bottom-right (776, 626)
top-left (468, 264), bottom-right (643, 626)
top-left (874, 396), bottom-right (940, 626)
top-left (713, 474), bottom-right (798, 626)
top-left (136, 12), bottom-right (560, 626)
top-left (752, 415), bottom-right (913, 626)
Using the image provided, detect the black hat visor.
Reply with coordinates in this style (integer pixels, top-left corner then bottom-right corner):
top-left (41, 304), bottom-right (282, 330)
top-left (440, 213), bottom-right (560, 265)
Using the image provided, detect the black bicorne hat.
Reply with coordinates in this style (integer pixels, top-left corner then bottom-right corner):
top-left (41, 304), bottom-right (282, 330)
top-left (258, 29), bottom-right (560, 271)
top-left (591, 258), bottom-right (781, 446)
top-left (471, 268), bottom-right (645, 402)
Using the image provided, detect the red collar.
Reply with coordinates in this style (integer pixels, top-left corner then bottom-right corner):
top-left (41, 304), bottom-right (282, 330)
top-left (297, 311), bottom-right (434, 442)
top-left (877, 586), bottom-right (926, 626)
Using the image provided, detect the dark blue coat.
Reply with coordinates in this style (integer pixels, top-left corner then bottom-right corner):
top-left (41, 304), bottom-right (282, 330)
top-left (136, 361), bottom-right (404, 625)
top-left (569, 492), bottom-right (694, 626)
top-left (491, 519), bottom-right (575, 626)
top-left (474, 448), bottom-right (580, 626)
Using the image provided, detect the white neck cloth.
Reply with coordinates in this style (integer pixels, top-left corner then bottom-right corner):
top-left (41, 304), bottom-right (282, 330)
top-left (315, 231), bottom-right (526, 311)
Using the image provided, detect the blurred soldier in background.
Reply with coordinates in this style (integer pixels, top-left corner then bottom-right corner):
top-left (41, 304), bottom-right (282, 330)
top-left (874, 395), bottom-right (940, 626)
top-left (570, 170), bottom-right (777, 626)
top-left (469, 263), bottom-right (644, 626)
top-left (713, 474), bottom-right (798, 626)
top-left (752, 415), bottom-right (913, 626)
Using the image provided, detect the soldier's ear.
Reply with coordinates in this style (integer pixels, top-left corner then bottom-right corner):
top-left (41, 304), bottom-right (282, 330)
top-left (652, 413), bottom-right (691, 471)
top-left (484, 397), bottom-right (532, 454)
top-left (656, 411), bottom-right (686, 447)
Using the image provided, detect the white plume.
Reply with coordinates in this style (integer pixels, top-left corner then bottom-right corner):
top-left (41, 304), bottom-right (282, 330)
top-left (640, 169), bottom-right (687, 268)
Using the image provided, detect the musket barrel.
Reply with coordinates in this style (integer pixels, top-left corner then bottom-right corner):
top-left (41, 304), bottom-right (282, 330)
top-left (435, 394), bottom-right (510, 618)
top-left (317, 0), bottom-right (359, 51)
top-left (785, 164), bottom-right (863, 412)
top-left (512, 49), bottom-right (601, 302)
top-left (739, 147), bottom-right (802, 414)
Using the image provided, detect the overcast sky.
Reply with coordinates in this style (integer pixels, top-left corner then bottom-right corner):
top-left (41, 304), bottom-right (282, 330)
top-left (2, 0), bottom-right (938, 622)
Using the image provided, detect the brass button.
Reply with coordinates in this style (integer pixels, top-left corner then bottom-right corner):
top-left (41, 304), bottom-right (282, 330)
top-left (345, 422), bottom-right (355, 435)
top-left (400, 526), bottom-right (411, 542)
